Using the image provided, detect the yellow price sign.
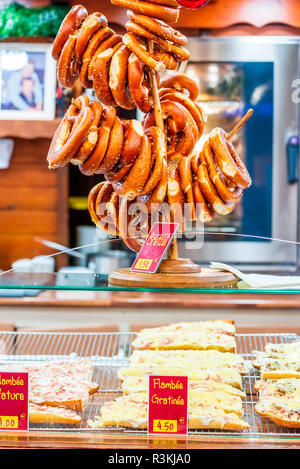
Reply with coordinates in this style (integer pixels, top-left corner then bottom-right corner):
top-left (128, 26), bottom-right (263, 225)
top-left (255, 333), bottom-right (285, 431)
top-left (0, 416), bottom-right (18, 429)
top-left (134, 258), bottom-right (153, 270)
top-left (153, 419), bottom-right (178, 433)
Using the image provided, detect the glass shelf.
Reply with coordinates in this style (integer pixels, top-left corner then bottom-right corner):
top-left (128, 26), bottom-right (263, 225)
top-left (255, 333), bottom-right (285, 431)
top-left (0, 271), bottom-right (300, 294)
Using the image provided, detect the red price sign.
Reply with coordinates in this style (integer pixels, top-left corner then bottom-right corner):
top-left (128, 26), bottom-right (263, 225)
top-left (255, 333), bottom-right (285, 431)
top-left (131, 222), bottom-right (179, 274)
top-left (148, 375), bottom-right (188, 436)
top-left (0, 372), bottom-right (29, 431)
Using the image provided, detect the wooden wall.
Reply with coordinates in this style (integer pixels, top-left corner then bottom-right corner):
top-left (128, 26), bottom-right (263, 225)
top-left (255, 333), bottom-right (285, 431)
top-left (0, 137), bottom-right (68, 271)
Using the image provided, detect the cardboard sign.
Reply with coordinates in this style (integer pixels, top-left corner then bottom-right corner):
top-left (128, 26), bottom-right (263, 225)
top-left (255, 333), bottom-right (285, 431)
top-left (0, 372), bottom-right (29, 431)
top-left (148, 375), bottom-right (188, 435)
top-left (131, 222), bottom-right (179, 274)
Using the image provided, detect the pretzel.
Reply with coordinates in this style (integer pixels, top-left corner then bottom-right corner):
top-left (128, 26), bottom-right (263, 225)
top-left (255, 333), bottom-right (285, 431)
top-left (113, 134), bottom-right (152, 198)
top-left (127, 10), bottom-right (187, 45)
top-left (88, 182), bottom-right (119, 236)
top-left (105, 120), bottom-right (143, 184)
top-left (159, 73), bottom-right (199, 101)
top-left (196, 160), bottom-right (235, 216)
top-left (47, 96), bottom-right (94, 169)
top-left (144, 99), bottom-right (187, 134)
top-left (71, 101), bottom-right (103, 165)
top-left (111, 0), bottom-right (180, 23)
top-left (160, 89), bottom-right (204, 138)
top-left (92, 43), bottom-right (123, 106)
top-left (87, 33), bottom-right (123, 82)
top-left (79, 106), bottom-right (116, 176)
top-left (118, 196), bottom-right (147, 252)
top-left (126, 20), bottom-right (189, 62)
top-left (209, 128), bottom-right (252, 189)
top-left (153, 51), bottom-right (178, 70)
top-left (141, 126), bottom-right (166, 195)
top-left (57, 34), bottom-right (79, 88)
top-left (200, 138), bottom-right (243, 204)
top-left (79, 27), bottom-right (115, 88)
top-left (167, 164), bottom-right (185, 232)
top-left (139, 0), bottom-right (180, 7)
top-left (109, 44), bottom-right (135, 110)
top-left (138, 158), bottom-right (168, 212)
top-left (96, 116), bottom-right (124, 174)
top-left (191, 175), bottom-right (215, 222)
top-left (178, 155), bottom-right (196, 220)
top-left (95, 182), bottom-right (119, 233)
top-left (123, 33), bottom-right (165, 72)
top-left (127, 54), bottom-right (153, 113)
top-left (74, 12), bottom-right (108, 61)
top-left (52, 4), bottom-right (88, 60)
top-left (143, 100), bottom-right (189, 160)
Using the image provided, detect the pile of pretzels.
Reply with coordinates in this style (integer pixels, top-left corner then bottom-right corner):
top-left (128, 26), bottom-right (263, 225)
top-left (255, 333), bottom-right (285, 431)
top-left (53, 2), bottom-right (189, 112)
top-left (47, 2), bottom-right (252, 253)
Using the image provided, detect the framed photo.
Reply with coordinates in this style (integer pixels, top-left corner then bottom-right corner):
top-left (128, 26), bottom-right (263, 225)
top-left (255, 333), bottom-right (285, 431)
top-left (0, 43), bottom-right (56, 120)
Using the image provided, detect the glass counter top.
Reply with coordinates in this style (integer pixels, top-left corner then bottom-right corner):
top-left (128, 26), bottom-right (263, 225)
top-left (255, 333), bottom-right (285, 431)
top-left (0, 271), bottom-right (300, 294)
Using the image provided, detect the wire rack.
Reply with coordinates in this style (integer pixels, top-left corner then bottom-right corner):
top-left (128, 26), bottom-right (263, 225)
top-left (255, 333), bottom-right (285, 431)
top-left (0, 330), bottom-right (299, 438)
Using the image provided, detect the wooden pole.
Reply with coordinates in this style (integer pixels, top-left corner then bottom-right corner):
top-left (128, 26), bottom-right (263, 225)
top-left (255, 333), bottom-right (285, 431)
top-left (227, 109), bottom-right (253, 141)
top-left (147, 39), bottom-right (179, 260)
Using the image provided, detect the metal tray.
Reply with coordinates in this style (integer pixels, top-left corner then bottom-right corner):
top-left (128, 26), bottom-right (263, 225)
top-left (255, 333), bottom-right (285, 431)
top-left (0, 331), bottom-right (299, 438)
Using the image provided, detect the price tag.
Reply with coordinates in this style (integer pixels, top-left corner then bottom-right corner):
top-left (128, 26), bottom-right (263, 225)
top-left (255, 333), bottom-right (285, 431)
top-left (0, 372), bottom-right (29, 431)
top-left (131, 222), bottom-right (179, 274)
top-left (148, 375), bottom-right (188, 436)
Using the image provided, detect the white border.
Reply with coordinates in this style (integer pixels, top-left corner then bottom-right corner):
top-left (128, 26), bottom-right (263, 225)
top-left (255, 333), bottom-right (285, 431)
top-left (0, 43), bottom-right (56, 121)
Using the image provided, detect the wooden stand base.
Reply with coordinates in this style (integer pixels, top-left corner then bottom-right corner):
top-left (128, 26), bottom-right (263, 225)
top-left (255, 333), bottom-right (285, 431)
top-left (109, 258), bottom-right (237, 289)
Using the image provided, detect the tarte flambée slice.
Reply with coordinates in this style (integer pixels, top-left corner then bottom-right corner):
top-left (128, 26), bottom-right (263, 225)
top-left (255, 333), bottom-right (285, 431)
top-left (132, 330), bottom-right (236, 352)
top-left (129, 349), bottom-right (247, 375)
top-left (118, 365), bottom-right (243, 389)
top-left (138, 320), bottom-right (236, 336)
top-left (255, 378), bottom-right (300, 428)
top-left (90, 392), bottom-right (249, 431)
top-left (121, 375), bottom-right (245, 398)
top-left (29, 403), bottom-right (81, 425)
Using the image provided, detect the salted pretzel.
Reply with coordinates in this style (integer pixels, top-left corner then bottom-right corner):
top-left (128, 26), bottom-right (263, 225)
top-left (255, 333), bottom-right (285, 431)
top-left (127, 54), bottom-right (154, 113)
top-left (52, 4), bottom-right (88, 60)
top-left (105, 120), bottom-right (144, 183)
top-left (137, 158), bottom-right (168, 212)
top-left (79, 27), bottom-right (115, 88)
top-left (159, 73), bottom-right (199, 101)
top-left (79, 106), bottom-right (117, 176)
top-left (118, 196), bottom-right (149, 252)
top-left (127, 10), bottom-right (187, 46)
top-left (113, 134), bottom-right (153, 198)
top-left (88, 181), bottom-right (119, 236)
top-left (143, 97), bottom-right (200, 161)
top-left (123, 32), bottom-right (166, 73)
top-left (47, 95), bottom-right (94, 169)
top-left (49, 5), bottom-right (253, 254)
top-left (111, 0), bottom-right (180, 23)
top-left (126, 19), bottom-right (190, 62)
top-left (109, 44), bottom-right (135, 110)
top-left (57, 34), bottom-right (79, 88)
top-left (209, 128), bottom-right (252, 189)
top-left (167, 164), bottom-right (185, 232)
top-left (92, 42), bottom-right (123, 106)
top-left (71, 100), bottom-right (103, 165)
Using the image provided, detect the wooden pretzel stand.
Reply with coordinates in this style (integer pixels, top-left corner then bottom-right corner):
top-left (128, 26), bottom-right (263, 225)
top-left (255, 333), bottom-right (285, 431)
top-left (109, 49), bottom-right (253, 289)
